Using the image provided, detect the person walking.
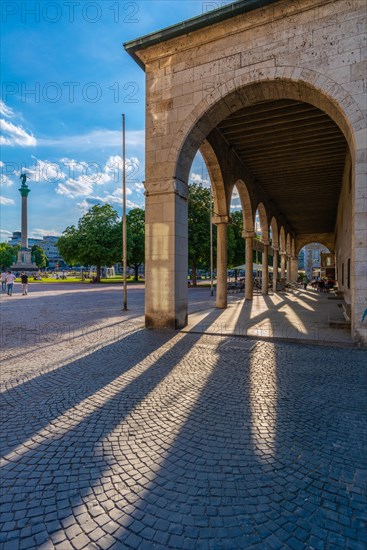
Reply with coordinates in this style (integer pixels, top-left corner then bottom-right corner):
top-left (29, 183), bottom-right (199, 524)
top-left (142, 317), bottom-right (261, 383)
top-left (1, 269), bottom-right (7, 292)
top-left (6, 270), bottom-right (16, 296)
top-left (303, 275), bottom-right (308, 290)
top-left (21, 271), bottom-right (29, 295)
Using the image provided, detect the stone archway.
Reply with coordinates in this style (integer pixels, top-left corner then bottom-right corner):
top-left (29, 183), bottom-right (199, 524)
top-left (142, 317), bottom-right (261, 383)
top-left (126, 1), bottom-right (366, 343)
top-left (145, 76), bottom-right (364, 339)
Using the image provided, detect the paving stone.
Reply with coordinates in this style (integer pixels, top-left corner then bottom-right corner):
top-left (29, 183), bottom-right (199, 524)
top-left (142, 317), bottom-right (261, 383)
top-left (71, 533), bottom-right (91, 549)
top-left (1, 286), bottom-right (366, 548)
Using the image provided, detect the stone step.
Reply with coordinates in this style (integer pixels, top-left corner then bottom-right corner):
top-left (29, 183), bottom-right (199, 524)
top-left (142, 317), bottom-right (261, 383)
top-left (328, 318), bottom-right (351, 329)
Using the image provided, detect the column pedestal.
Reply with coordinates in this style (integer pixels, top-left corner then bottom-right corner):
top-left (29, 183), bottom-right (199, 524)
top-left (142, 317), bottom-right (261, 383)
top-left (144, 179), bottom-right (188, 329)
top-left (280, 252), bottom-right (286, 279)
top-left (213, 216), bottom-right (229, 309)
top-left (273, 248), bottom-right (279, 292)
top-left (291, 257), bottom-right (299, 284)
top-left (262, 242), bottom-right (269, 295)
top-left (287, 254), bottom-right (292, 283)
top-left (243, 231), bottom-right (254, 300)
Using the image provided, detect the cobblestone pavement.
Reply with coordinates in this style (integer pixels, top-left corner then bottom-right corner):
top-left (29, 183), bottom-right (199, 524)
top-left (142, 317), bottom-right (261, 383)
top-left (1, 285), bottom-right (366, 549)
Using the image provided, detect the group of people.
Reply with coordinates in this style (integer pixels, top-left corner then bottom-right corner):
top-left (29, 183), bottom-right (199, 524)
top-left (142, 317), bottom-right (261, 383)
top-left (1, 270), bottom-right (29, 296)
top-left (302, 275), bottom-right (335, 292)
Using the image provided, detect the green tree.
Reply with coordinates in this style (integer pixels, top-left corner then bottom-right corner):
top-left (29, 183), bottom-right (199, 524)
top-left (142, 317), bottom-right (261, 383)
top-left (0, 243), bottom-right (16, 268)
top-left (227, 210), bottom-right (245, 268)
top-left (188, 183), bottom-right (213, 286)
top-left (58, 204), bottom-right (121, 282)
top-left (31, 245), bottom-right (48, 269)
top-left (126, 208), bottom-right (145, 281)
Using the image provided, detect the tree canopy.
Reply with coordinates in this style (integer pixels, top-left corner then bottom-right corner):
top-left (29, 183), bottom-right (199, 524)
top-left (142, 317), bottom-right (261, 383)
top-left (58, 204), bottom-right (121, 281)
top-left (55, 193), bottom-right (250, 285)
top-left (188, 183), bottom-right (214, 284)
top-left (0, 243), bottom-right (17, 268)
top-left (227, 210), bottom-right (245, 268)
top-left (126, 208), bottom-right (145, 281)
top-left (31, 245), bottom-right (48, 268)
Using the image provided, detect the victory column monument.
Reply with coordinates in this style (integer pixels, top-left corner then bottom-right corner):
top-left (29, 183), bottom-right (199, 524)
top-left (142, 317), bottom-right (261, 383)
top-left (11, 174), bottom-right (38, 272)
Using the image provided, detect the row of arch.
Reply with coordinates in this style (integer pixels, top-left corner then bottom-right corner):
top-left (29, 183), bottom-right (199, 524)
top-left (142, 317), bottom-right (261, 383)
top-left (141, 66), bottom-right (365, 341)
top-left (205, 175), bottom-right (298, 306)
top-left (200, 136), bottom-right (298, 307)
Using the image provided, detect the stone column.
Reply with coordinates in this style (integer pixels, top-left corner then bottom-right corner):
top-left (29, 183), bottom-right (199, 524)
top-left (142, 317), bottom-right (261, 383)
top-left (262, 241), bottom-right (269, 294)
top-left (21, 195), bottom-right (29, 248)
top-left (287, 254), bottom-right (292, 283)
top-left (280, 252), bottom-right (286, 279)
top-left (18, 181), bottom-right (31, 249)
top-left (243, 230), bottom-right (254, 300)
top-left (213, 215), bottom-right (230, 309)
top-left (272, 247), bottom-right (279, 292)
top-left (144, 178), bottom-right (188, 329)
top-left (291, 256), bottom-right (298, 283)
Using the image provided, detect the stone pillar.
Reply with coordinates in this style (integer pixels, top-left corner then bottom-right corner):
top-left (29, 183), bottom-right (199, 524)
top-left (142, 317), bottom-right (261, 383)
top-left (273, 247), bottom-right (279, 292)
top-left (243, 230), bottom-right (254, 300)
top-left (21, 195), bottom-right (29, 248)
top-left (144, 178), bottom-right (188, 329)
top-left (287, 254), bottom-right (292, 283)
top-left (280, 252), bottom-right (286, 279)
top-left (291, 256), bottom-right (298, 283)
top-left (18, 180), bottom-right (31, 249)
top-left (262, 241), bottom-right (269, 294)
top-left (213, 215), bottom-right (230, 309)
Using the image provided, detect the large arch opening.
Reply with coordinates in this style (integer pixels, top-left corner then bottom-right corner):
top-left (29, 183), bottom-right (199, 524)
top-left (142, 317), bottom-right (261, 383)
top-left (298, 242), bottom-right (333, 282)
top-left (169, 79), bottom-right (359, 334)
top-left (141, 67), bottom-right (365, 342)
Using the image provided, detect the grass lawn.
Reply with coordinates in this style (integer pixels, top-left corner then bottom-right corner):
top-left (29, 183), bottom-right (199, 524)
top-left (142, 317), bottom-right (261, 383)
top-left (15, 276), bottom-right (144, 284)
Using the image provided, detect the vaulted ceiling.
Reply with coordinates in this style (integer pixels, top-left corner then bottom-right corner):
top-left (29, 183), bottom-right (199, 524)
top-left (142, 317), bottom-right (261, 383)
top-left (216, 99), bottom-right (348, 235)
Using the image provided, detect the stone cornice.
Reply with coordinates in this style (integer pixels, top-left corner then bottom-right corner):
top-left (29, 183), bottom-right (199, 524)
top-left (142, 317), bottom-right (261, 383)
top-left (145, 178), bottom-right (188, 199)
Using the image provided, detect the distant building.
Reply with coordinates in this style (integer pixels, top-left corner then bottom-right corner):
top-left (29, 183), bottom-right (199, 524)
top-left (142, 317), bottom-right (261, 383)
top-left (8, 231), bottom-right (42, 248)
top-left (301, 243), bottom-right (330, 279)
top-left (8, 231), bottom-right (63, 268)
top-left (39, 236), bottom-right (61, 268)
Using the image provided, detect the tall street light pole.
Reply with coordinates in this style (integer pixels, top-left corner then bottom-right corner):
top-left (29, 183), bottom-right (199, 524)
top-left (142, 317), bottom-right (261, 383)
top-left (122, 114), bottom-right (128, 310)
top-left (210, 185), bottom-right (214, 296)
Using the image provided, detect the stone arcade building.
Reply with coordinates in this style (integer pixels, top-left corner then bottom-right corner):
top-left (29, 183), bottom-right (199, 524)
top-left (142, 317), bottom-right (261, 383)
top-left (125, 0), bottom-right (367, 345)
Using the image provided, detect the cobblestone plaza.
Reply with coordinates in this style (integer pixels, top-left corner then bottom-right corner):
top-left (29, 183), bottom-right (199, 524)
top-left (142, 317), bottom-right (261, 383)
top-left (1, 284), bottom-right (366, 549)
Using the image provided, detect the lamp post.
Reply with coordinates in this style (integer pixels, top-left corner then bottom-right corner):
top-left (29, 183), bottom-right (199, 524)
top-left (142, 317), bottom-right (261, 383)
top-left (122, 114), bottom-right (128, 310)
top-left (210, 185), bottom-right (214, 296)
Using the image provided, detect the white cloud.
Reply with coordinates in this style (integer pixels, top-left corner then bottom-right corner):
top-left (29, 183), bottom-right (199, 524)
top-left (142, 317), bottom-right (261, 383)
top-left (0, 119), bottom-right (37, 147)
top-left (28, 156), bottom-right (67, 183)
top-left (190, 172), bottom-right (210, 187)
top-left (38, 129), bottom-right (145, 150)
top-left (0, 173), bottom-right (13, 187)
top-left (135, 182), bottom-right (145, 193)
top-left (104, 155), bottom-right (141, 184)
top-left (232, 187), bottom-right (240, 198)
top-left (0, 100), bottom-right (15, 118)
top-left (56, 174), bottom-right (95, 198)
top-left (0, 196), bottom-right (15, 205)
top-left (30, 228), bottom-right (62, 238)
top-left (0, 229), bottom-right (13, 237)
top-left (55, 155), bottom-right (138, 198)
top-left (77, 194), bottom-right (142, 212)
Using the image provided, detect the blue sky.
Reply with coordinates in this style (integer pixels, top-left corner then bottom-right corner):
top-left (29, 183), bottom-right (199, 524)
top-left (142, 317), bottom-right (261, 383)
top-left (1, 0), bottom-right (227, 241)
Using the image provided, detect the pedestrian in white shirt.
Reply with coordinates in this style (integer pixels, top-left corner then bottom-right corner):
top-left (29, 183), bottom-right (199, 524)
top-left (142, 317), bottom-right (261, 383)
top-left (1, 269), bottom-right (7, 292)
top-left (6, 271), bottom-right (16, 296)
